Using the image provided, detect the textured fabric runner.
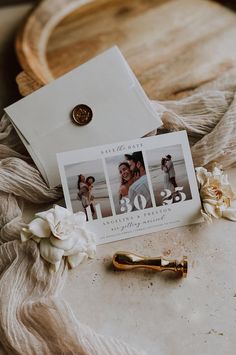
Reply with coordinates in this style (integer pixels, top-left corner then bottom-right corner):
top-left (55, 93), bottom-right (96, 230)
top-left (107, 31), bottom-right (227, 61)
top-left (0, 85), bottom-right (235, 354)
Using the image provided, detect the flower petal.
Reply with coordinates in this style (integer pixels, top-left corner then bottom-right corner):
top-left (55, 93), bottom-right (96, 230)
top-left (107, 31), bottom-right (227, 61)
top-left (73, 212), bottom-right (87, 227)
top-left (35, 208), bottom-right (54, 220)
top-left (201, 198), bottom-right (218, 205)
top-left (39, 239), bottom-right (64, 264)
top-left (222, 208), bottom-right (236, 221)
top-left (86, 243), bottom-right (97, 258)
top-left (212, 166), bottom-right (223, 178)
top-left (28, 218), bottom-right (51, 238)
top-left (67, 252), bottom-right (88, 268)
top-left (45, 208), bottom-right (74, 240)
top-left (32, 236), bottom-right (41, 243)
top-left (201, 209), bottom-right (212, 222)
top-left (203, 203), bottom-right (221, 219)
top-left (43, 211), bottom-right (56, 230)
top-left (49, 261), bottom-right (61, 273)
top-left (63, 228), bottom-right (96, 257)
top-left (195, 167), bottom-right (211, 187)
top-left (21, 227), bottom-right (33, 242)
top-left (50, 232), bottom-right (77, 250)
top-left (63, 238), bottom-right (86, 256)
top-left (53, 205), bottom-right (72, 221)
top-left (231, 199), bottom-right (236, 208)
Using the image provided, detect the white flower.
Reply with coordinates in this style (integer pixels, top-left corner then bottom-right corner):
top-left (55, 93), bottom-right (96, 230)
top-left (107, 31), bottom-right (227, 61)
top-left (196, 166), bottom-right (236, 222)
top-left (21, 205), bottom-right (96, 271)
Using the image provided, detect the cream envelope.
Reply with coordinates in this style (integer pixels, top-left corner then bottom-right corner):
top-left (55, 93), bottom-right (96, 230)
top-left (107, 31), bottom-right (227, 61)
top-left (5, 46), bottom-right (162, 187)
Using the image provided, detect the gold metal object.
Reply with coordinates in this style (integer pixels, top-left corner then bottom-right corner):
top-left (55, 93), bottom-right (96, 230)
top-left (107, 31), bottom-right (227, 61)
top-left (112, 251), bottom-right (188, 277)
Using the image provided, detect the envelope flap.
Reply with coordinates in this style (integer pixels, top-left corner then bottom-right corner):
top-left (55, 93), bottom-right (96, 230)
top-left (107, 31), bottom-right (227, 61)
top-left (5, 47), bottom-right (135, 142)
top-left (4, 46), bottom-right (162, 187)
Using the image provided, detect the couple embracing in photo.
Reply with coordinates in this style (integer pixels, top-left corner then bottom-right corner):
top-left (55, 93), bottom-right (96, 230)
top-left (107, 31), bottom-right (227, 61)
top-left (77, 174), bottom-right (95, 219)
top-left (160, 154), bottom-right (183, 204)
top-left (118, 152), bottom-right (152, 210)
top-left (161, 154), bottom-right (178, 191)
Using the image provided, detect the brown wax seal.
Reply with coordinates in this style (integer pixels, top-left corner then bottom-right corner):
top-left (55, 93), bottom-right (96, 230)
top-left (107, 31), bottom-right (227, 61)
top-left (71, 104), bottom-right (93, 126)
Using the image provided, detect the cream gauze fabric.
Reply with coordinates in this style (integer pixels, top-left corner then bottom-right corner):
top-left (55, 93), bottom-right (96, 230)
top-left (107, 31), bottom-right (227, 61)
top-left (0, 86), bottom-right (236, 354)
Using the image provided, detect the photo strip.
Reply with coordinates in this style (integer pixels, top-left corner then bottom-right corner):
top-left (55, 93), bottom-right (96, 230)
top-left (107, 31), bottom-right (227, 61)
top-left (57, 131), bottom-right (202, 245)
top-left (64, 159), bottom-right (112, 221)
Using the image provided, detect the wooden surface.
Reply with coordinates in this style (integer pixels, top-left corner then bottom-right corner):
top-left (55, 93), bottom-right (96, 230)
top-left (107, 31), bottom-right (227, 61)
top-left (16, 0), bottom-right (236, 99)
top-left (0, 3), bottom-right (33, 111)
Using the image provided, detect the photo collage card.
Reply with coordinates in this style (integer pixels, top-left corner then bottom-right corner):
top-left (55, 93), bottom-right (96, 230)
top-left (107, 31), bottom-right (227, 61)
top-left (57, 131), bottom-right (202, 244)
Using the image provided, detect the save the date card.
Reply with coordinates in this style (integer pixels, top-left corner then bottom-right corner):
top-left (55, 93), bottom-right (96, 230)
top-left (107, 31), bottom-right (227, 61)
top-left (57, 131), bottom-right (202, 244)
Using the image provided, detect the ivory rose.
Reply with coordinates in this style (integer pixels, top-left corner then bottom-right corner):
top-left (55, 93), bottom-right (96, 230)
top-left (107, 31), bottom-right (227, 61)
top-left (21, 205), bottom-right (96, 271)
top-left (196, 166), bottom-right (236, 222)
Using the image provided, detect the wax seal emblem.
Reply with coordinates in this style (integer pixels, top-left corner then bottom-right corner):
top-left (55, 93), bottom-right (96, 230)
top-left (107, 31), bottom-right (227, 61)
top-left (71, 104), bottom-right (93, 126)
